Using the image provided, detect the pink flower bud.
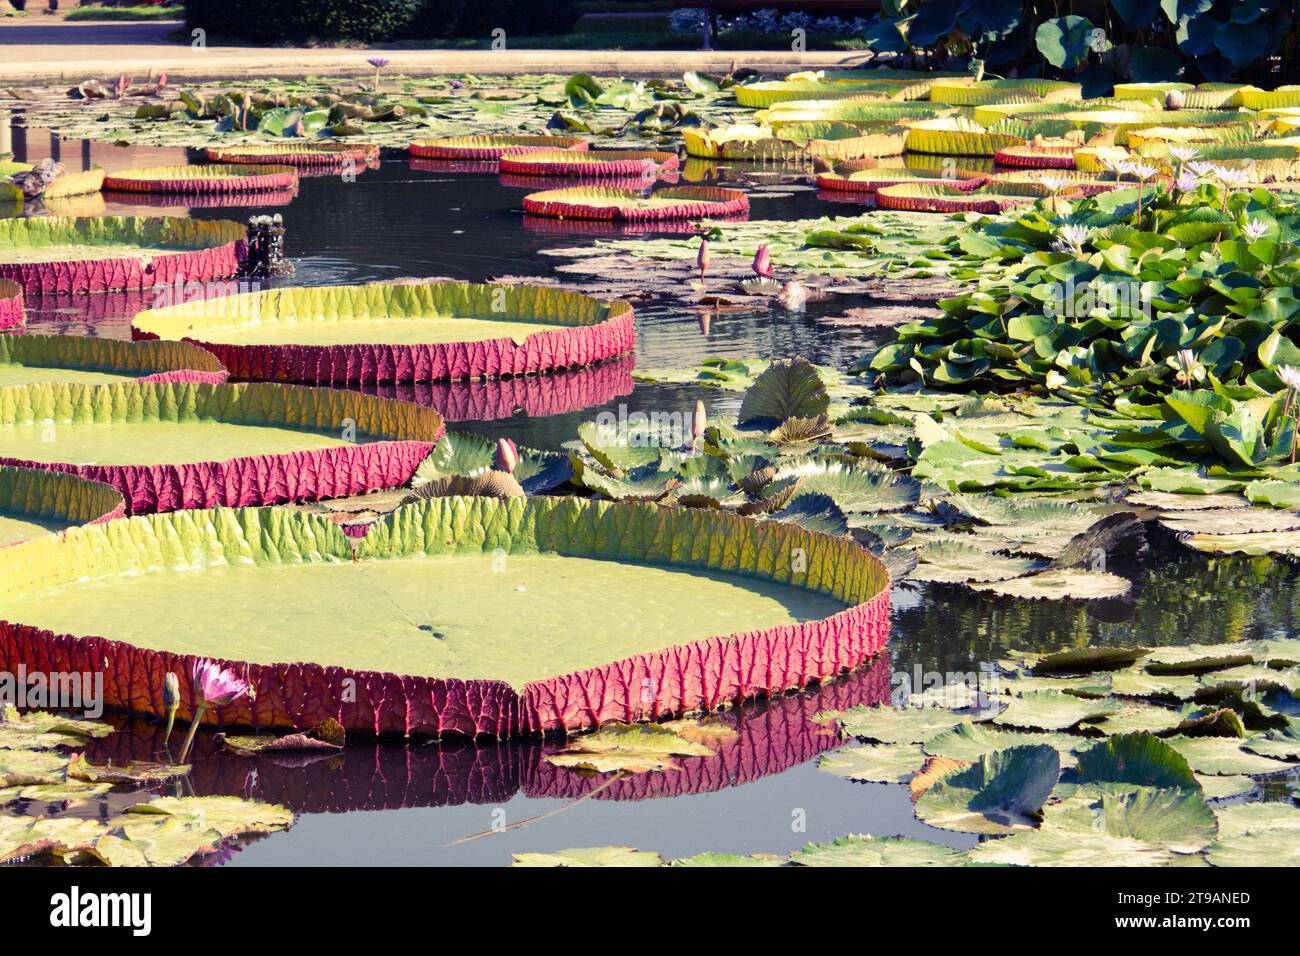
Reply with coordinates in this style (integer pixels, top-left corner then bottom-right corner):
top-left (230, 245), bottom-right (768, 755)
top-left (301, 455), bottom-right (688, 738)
top-left (692, 400), bottom-right (707, 440)
top-left (752, 245), bottom-right (773, 277)
top-left (496, 437), bottom-right (519, 474)
top-left (697, 238), bottom-right (710, 278)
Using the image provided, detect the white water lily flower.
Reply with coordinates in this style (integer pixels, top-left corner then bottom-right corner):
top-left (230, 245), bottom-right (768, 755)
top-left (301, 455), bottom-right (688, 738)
top-left (1174, 170), bottom-right (1199, 193)
top-left (1050, 223), bottom-right (1091, 253)
top-left (1129, 161), bottom-right (1159, 180)
top-left (1242, 219), bottom-right (1270, 241)
top-left (1174, 348), bottom-right (1202, 386)
top-left (1186, 160), bottom-right (1217, 178)
top-left (1214, 165), bottom-right (1250, 186)
top-left (1168, 146), bottom-right (1200, 164)
top-left (1278, 366), bottom-right (1300, 391)
top-left (1040, 174), bottom-right (1073, 194)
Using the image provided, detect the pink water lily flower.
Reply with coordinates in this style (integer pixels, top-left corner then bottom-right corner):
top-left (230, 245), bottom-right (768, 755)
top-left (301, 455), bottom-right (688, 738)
top-left (192, 659), bottom-right (251, 707)
top-left (752, 245), bottom-right (773, 277)
top-left (496, 437), bottom-right (519, 473)
top-left (367, 57), bottom-right (391, 69)
top-left (697, 238), bottom-right (710, 282)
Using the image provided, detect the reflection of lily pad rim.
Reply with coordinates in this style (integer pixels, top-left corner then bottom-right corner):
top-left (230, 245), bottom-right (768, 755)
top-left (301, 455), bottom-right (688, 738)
top-left (103, 164), bottom-right (299, 194)
top-left (0, 279), bottom-right (22, 331)
top-left (0, 497), bottom-right (891, 737)
top-left (409, 135), bottom-right (588, 160)
top-left (0, 380), bottom-right (444, 514)
top-left (131, 281), bottom-right (637, 385)
top-left (0, 217), bottom-right (247, 295)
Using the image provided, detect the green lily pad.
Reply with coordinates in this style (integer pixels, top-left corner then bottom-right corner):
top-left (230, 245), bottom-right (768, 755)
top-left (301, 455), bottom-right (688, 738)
top-left (789, 834), bottom-right (965, 867)
top-left (0, 749), bottom-right (69, 787)
top-left (910, 539), bottom-right (1043, 584)
top-left (544, 722), bottom-right (716, 775)
top-left (1027, 646), bottom-right (1149, 674)
top-left (817, 705), bottom-right (974, 744)
top-left (1094, 702), bottom-right (1186, 736)
top-left (993, 690), bottom-right (1122, 731)
top-left (1046, 784), bottom-right (1218, 853)
top-left (1241, 718), bottom-right (1300, 760)
top-left (968, 825), bottom-right (1177, 867)
top-left (1164, 735), bottom-right (1295, 775)
top-left (669, 852), bottom-right (784, 867)
top-left (973, 569), bottom-right (1133, 600)
top-left (924, 720), bottom-right (1081, 767)
top-left (512, 846), bottom-right (666, 867)
top-left (122, 795), bottom-right (295, 837)
top-left (818, 743), bottom-right (926, 783)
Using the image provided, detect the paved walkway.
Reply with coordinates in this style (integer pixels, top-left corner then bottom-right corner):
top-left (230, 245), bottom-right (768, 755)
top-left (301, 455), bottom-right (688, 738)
top-left (0, 20), bottom-right (872, 83)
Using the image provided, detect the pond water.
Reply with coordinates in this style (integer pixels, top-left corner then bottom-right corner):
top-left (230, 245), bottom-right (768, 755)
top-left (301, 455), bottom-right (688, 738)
top-left (6, 126), bottom-right (1299, 866)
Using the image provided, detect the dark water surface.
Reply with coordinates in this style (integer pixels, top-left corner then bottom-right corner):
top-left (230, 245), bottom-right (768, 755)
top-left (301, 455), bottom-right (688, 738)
top-left (7, 129), bottom-right (1299, 865)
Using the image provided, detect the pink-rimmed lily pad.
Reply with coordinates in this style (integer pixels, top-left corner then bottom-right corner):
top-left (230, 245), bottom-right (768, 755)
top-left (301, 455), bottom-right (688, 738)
top-left (876, 181), bottom-right (1050, 214)
top-left (0, 497), bottom-right (891, 738)
top-left (204, 143), bottom-right (379, 168)
top-left (0, 379), bottom-right (444, 514)
top-left (816, 167), bottom-right (988, 195)
top-left (994, 145), bottom-right (1079, 169)
top-left (500, 149), bottom-right (679, 179)
top-left (409, 135), bottom-right (587, 160)
top-left (131, 281), bottom-right (636, 385)
top-left (103, 164), bottom-right (299, 194)
top-left (522, 185), bottom-right (748, 221)
top-left (0, 217), bottom-right (246, 296)
top-left (0, 465), bottom-right (125, 547)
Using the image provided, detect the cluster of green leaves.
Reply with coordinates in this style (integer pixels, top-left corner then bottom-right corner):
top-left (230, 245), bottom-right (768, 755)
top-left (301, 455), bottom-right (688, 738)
top-left (517, 639), bottom-right (1300, 865)
top-left (866, 1), bottom-right (1294, 90)
top-left (0, 706), bottom-right (294, 866)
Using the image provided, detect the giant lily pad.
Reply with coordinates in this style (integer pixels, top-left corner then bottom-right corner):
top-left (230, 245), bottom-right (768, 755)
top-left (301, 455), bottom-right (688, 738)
top-left (789, 834), bottom-right (963, 866)
top-left (132, 281), bottom-right (636, 385)
top-left (0, 280), bottom-right (21, 332)
top-left (522, 185), bottom-right (748, 221)
top-left (0, 496), bottom-right (890, 737)
top-left (104, 164), bottom-right (299, 194)
top-left (409, 135), bottom-right (587, 160)
top-left (0, 216), bottom-right (246, 295)
top-left (0, 380), bottom-right (443, 514)
top-left (205, 142), bottom-right (379, 167)
top-left (499, 149), bottom-right (678, 178)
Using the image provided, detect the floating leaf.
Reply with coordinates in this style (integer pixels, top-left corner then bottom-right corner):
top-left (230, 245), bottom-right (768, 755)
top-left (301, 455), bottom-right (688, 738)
top-left (790, 834), bottom-right (964, 867)
top-left (818, 705), bottom-right (973, 744)
top-left (914, 745), bottom-right (1061, 834)
top-left (973, 569), bottom-right (1132, 600)
top-left (818, 743), bottom-right (925, 783)
top-left (513, 846), bottom-right (665, 867)
top-left (993, 690), bottom-right (1122, 731)
top-left (1077, 733), bottom-right (1199, 790)
top-left (924, 720), bottom-right (1081, 767)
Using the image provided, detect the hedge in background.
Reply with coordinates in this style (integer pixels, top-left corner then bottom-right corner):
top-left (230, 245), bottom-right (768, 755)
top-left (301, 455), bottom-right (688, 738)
top-left (185, 0), bottom-right (577, 44)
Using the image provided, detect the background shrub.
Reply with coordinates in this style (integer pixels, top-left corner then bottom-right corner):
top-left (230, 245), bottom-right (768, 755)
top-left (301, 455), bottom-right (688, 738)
top-left (185, 0), bottom-right (577, 43)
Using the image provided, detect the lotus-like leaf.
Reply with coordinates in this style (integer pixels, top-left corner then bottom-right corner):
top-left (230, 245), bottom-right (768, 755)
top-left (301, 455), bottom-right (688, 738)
top-left (1077, 733), bottom-right (1198, 790)
top-left (0, 216), bottom-right (246, 295)
top-left (972, 569), bottom-right (1132, 601)
top-left (913, 744), bottom-right (1060, 834)
top-left (132, 281), bottom-right (636, 384)
top-left (1163, 735), bottom-right (1293, 775)
top-left (104, 164), bottom-right (298, 194)
top-left (409, 135), bottom-right (587, 160)
top-left (0, 379), bottom-right (443, 514)
top-left (969, 825), bottom-right (1176, 866)
top-left (1029, 646), bottom-right (1149, 674)
top-left (522, 185), bottom-right (747, 221)
top-left (205, 142), bottom-right (379, 167)
top-left (0, 496), bottom-right (890, 737)
top-left (737, 357), bottom-right (829, 426)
